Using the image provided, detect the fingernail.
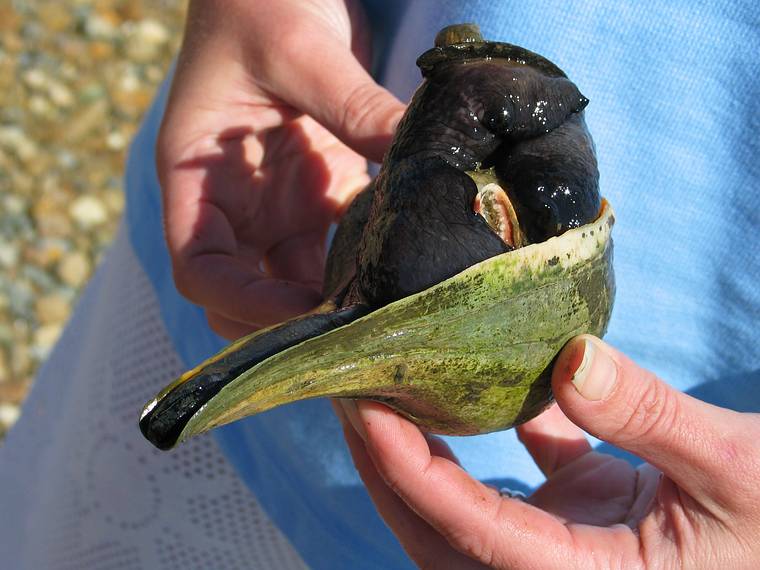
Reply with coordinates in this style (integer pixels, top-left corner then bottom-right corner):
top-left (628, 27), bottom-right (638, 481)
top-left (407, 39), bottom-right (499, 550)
top-left (341, 400), bottom-right (367, 440)
top-left (571, 338), bottom-right (617, 401)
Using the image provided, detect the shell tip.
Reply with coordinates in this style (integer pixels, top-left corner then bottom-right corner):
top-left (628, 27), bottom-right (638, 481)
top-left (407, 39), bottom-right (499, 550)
top-left (434, 23), bottom-right (483, 48)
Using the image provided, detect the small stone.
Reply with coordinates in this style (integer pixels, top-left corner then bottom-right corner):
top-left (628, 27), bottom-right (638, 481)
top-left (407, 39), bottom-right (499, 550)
top-left (59, 61), bottom-right (78, 82)
top-left (21, 20), bottom-right (44, 43)
top-left (33, 323), bottom-right (64, 360)
top-left (3, 194), bottom-right (27, 215)
top-left (48, 80), bottom-right (75, 108)
top-left (24, 238), bottom-right (68, 268)
top-left (106, 130), bottom-right (126, 150)
top-left (29, 94), bottom-right (54, 117)
top-left (0, 381), bottom-right (30, 406)
top-left (33, 194), bottom-right (72, 238)
top-left (35, 293), bottom-right (72, 325)
top-left (116, 1), bottom-right (145, 22)
top-left (0, 242), bottom-right (19, 268)
top-left (84, 11), bottom-right (120, 39)
top-left (123, 19), bottom-right (169, 62)
top-left (56, 150), bottom-right (78, 169)
top-left (111, 84), bottom-right (152, 117)
top-left (23, 264), bottom-right (57, 292)
top-left (6, 280), bottom-right (33, 316)
top-left (24, 149), bottom-right (55, 178)
top-left (22, 68), bottom-right (49, 90)
top-left (11, 317), bottom-right (30, 339)
top-left (88, 40), bottom-right (115, 61)
top-left (145, 65), bottom-right (164, 83)
top-left (118, 70), bottom-right (140, 92)
top-left (37, 3), bottom-right (74, 32)
top-left (137, 19), bottom-right (171, 45)
top-left (2, 27), bottom-right (23, 52)
top-left (0, 126), bottom-right (38, 162)
top-left (10, 171), bottom-right (34, 198)
top-left (58, 251), bottom-right (91, 287)
top-left (57, 36), bottom-right (88, 61)
top-left (69, 195), bottom-right (108, 228)
top-left (0, 403), bottom-right (20, 430)
top-left (66, 98), bottom-right (109, 142)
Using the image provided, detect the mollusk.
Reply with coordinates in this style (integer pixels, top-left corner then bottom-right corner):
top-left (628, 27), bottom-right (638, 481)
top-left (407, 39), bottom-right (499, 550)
top-left (140, 24), bottom-right (615, 450)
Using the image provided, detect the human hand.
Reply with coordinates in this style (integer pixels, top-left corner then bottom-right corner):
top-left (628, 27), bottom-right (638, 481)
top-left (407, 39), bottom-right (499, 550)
top-left (335, 335), bottom-right (760, 569)
top-left (157, 0), bottom-right (404, 339)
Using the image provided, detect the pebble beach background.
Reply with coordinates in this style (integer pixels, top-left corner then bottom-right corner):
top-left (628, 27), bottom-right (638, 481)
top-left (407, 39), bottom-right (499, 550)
top-left (0, 0), bottom-right (186, 439)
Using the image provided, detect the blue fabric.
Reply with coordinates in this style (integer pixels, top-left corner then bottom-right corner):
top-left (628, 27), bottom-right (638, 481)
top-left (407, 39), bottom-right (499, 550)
top-left (125, 1), bottom-right (760, 568)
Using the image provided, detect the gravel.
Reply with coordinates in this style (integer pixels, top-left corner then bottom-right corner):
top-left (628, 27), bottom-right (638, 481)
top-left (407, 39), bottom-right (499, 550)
top-left (0, 0), bottom-right (186, 439)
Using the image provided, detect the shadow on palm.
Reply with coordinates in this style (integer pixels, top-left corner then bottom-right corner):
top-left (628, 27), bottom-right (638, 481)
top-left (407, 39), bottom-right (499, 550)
top-left (169, 119), bottom-right (371, 336)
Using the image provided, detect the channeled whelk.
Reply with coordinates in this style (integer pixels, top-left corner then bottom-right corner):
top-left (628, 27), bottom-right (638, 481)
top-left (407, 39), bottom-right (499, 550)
top-left (140, 23), bottom-right (614, 450)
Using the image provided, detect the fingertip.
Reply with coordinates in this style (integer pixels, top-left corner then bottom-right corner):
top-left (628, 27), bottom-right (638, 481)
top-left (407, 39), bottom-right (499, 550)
top-left (205, 311), bottom-right (259, 341)
top-left (329, 88), bottom-right (404, 163)
top-left (354, 105), bottom-right (405, 163)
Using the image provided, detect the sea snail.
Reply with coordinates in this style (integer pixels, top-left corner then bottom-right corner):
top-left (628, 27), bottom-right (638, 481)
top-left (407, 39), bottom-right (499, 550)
top-left (140, 24), bottom-right (615, 450)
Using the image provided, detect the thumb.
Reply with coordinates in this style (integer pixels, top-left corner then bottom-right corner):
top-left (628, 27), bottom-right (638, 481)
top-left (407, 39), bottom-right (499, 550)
top-left (266, 37), bottom-right (406, 163)
top-left (552, 335), bottom-right (748, 507)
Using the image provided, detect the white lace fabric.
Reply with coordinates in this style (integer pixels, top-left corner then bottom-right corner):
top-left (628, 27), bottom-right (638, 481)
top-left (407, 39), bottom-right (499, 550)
top-left (0, 224), bottom-right (307, 570)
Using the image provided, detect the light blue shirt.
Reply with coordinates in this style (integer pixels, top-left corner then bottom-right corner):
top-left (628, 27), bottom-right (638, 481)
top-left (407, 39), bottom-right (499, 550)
top-left (125, 1), bottom-right (760, 567)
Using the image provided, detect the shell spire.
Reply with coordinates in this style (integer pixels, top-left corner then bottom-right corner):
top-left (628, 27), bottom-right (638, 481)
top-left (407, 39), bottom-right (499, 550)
top-left (434, 23), bottom-right (484, 47)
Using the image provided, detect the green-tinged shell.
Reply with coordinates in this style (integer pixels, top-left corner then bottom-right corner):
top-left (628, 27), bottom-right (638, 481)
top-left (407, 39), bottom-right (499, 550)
top-left (144, 202), bottom-right (615, 447)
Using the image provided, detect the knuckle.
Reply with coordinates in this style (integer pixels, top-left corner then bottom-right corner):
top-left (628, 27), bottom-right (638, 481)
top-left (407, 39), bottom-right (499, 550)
top-left (442, 527), bottom-right (493, 566)
top-left (374, 462), bottom-right (406, 499)
top-left (339, 82), bottom-right (390, 135)
top-left (440, 501), bottom-right (505, 567)
top-left (714, 430), bottom-right (744, 465)
top-left (276, 28), bottom-right (310, 66)
top-left (265, 26), bottom-right (316, 79)
top-left (613, 376), bottom-right (681, 446)
top-left (715, 421), bottom-right (760, 502)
